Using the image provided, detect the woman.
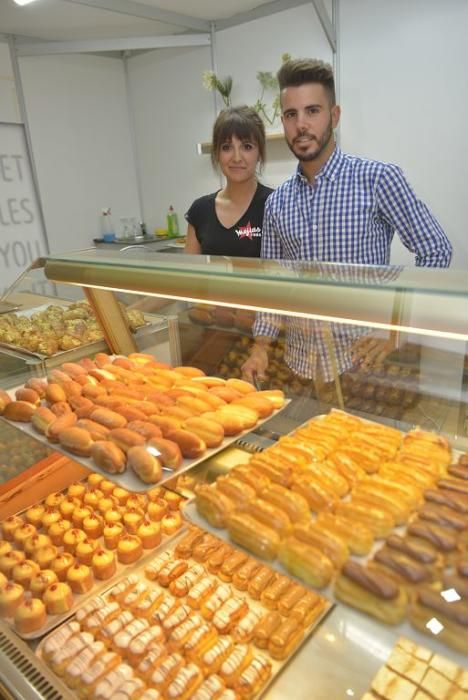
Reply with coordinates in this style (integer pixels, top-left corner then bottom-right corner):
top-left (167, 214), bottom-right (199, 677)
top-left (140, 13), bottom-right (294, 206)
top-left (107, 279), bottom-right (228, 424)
top-left (185, 106), bottom-right (273, 257)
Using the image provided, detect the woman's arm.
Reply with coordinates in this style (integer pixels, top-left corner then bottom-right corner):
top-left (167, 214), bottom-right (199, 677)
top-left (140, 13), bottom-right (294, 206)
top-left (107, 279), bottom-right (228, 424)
top-left (184, 223), bottom-right (202, 254)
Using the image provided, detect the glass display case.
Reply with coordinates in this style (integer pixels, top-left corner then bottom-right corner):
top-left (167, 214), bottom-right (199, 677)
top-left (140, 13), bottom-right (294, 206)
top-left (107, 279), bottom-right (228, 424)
top-left (0, 248), bottom-right (466, 700)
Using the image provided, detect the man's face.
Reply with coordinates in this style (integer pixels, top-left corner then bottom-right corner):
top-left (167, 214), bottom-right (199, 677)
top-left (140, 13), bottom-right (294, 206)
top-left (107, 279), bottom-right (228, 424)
top-left (280, 83), bottom-right (340, 162)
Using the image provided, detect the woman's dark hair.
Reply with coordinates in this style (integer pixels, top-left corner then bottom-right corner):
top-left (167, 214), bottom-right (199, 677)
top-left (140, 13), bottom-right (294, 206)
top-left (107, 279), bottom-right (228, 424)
top-left (211, 105), bottom-right (266, 169)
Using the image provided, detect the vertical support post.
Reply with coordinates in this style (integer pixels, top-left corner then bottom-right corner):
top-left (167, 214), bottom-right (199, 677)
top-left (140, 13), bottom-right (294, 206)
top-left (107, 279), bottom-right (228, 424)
top-left (7, 34), bottom-right (50, 254)
top-left (122, 51), bottom-right (144, 223)
top-left (209, 21), bottom-right (223, 188)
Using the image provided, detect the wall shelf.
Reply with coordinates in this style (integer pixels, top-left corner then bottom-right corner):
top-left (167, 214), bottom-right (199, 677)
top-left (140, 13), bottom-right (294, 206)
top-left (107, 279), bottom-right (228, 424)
top-left (197, 131), bottom-right (285, 155)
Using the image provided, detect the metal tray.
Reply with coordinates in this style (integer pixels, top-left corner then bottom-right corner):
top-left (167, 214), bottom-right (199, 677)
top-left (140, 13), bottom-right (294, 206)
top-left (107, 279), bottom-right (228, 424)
top-left (2, 397), bottom-right (289, 493)
top-left (36, 529), bottom-right (333, 699)
top-left (0, 485), bottom-right (187, 640)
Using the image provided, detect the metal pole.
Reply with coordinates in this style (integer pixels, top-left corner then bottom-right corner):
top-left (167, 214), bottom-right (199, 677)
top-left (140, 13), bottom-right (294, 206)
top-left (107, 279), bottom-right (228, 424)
top-left (122, 51), bottom-right (144, 223)
top-left (7, 34), bottom-right (50, 254)
top-left (332, 0), bottom-right (341, 144)
top-left (209, 21), bottom-right (223, 187)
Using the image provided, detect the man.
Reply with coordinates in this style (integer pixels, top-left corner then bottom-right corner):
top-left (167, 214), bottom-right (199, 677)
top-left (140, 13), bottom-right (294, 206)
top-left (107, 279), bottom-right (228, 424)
top-left (243, 58), bottom-right (452, 387)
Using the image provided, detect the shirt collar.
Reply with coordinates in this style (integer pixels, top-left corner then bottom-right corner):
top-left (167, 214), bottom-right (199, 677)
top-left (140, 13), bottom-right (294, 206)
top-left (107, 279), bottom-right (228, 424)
top-left (295, 144), bottom-right (344, 184)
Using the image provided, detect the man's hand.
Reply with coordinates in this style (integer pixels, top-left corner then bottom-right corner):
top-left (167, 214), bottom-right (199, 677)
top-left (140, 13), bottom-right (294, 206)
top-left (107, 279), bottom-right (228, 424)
top-left (242, 342), bottom-right (270, 383)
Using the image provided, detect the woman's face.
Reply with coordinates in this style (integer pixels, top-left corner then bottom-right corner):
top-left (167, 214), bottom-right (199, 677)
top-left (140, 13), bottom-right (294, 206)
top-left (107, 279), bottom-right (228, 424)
top-left (218, 134), bottom-right (260, 184)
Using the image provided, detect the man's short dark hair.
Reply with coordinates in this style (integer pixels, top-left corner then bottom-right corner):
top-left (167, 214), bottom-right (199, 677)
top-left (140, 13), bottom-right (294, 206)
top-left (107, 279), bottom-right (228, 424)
top-left (277, 58), bottom-right (336, 105)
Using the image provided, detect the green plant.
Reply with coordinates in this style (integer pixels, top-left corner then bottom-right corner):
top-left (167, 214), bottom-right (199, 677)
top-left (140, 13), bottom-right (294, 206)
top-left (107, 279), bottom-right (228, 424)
top-left (202, 54), bottom-right (291, 126)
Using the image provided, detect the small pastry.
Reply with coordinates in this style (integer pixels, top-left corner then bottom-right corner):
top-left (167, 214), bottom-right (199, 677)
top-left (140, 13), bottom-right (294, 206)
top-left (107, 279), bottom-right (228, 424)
top-left (147, 498), bottom-right (168, 522)
top-left (219, 644), bottom-right (253, 686)
top-left (253, 611), bottom-right (282, 649)
top-left (228, 514), bottom-right (280, 562)
top-left (164, 491), bottom-right (184, 511)
top-left (13, 523), bottom-right (37, 548)
top-left (187, 577), bottom-right (218, 609)
top-left (92, 549), bottom-right (116, 579)
top-left (29, 570), bottom-right (58, 596)
top-left (23, 533), bottom-right (52, 557)
top-left (247, 566), bottom-right (276, 601)
top-left (87, 473), bottom-right (104, 488)
top-left (107, 574), bottom-right (139, 603)
top-left (0, 550), bottom-right (25, 575)
top-left (14, 598), bottom-right (46, 634)
top-left (67, 482), bottom-right (86, 500)
top-left (232, 609), bottom-right (263, 644)
top-left (334, 560), bottom-right (407, 624)
top-left (48, 519), bottom-right (72, 546)
top-left (43, 581), bottom-right (74, 614)
top-left (158, 560), bottom-right (188, 588)
top-left (25, 505), bottom-right (45, 527)
top-left (97, 496), bottom-right (117, 514)
top-left (174, 528), bottom-right (205, 559)
top-left (72, 506), bottom-right (92, 528)
top-left (103, 522), bottom-right (124, 550)
top-left (290, 591), bottom-right (327, 627)
top-left (144, 551), bottom-right (172, 580)
top-left (82, 514), bottom-right (104, 539)
top-left (200, 637), bottom-right (234, 675)
top-left (219, 551), bottom-right (249, 583)
top-left (409, 586), bottom-right (468, 654)
top-left (0, 581), bottom-right (25, 617)
top-left (45, 492), bottom-right (65, 509)
top-left (231, 559), bottom-right (262, 592)
top-left (100, 479), bottom-right (116, 496)
top-left (66, 562), bottom-right (94, 593)
top-left (123, 508), bottom-right (145, 534)
top-left (12, 559), bottom-right (40, 589)
top-left (150, 653), bottom-right (185, 692)
top-left (75, 538), bottom-right (99, 565)
top-left (59, 497), bottom-right (80, 518)
top-left (165, 663), bottom-right (204, 700)
top-left (137, 520), bottom-right (161, 549)
top-left (51, 552), bottom-right (75, 581)
top-left (0, 542), bottom-right (11, 558)
top-left (182, 623), bottom-right (218, 660)
top-left (34, 545), bottom-right (59, 570)
top-left (113, 487), bottom-right (130, 506)
top-left (169, 564), bottom-right (205, 598)
top-left (212, 597), bottom-right (249, 634)
top-left (117, 535), bottom-right (143, 564)
top-left (41, 508), bottom-right (62, 530)
top-left (125, 494), bottom-right (147, 512)
top-left (63, 528), bottom-right (87, 554)
top-left (207, 545), bottom-right (231, 576)
top-left (234, 655), bottom-right (272, 697)
top-left (1, 515), bottom-right (24, 541)
top-left (200, 584), bottom-right (232, 621)
top-left (279, 537), bottom-right (333, 588)
top-left (104, 508), bottom-right (123, 526)
top-left (162, 512), bottom-right (183, 536)
top-left (83, 488), bottom-right (104, 509)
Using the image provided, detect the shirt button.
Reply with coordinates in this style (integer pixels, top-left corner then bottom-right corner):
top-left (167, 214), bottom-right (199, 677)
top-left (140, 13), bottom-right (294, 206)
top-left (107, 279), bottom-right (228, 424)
top-left (312, 225), bottom-right (318, 231)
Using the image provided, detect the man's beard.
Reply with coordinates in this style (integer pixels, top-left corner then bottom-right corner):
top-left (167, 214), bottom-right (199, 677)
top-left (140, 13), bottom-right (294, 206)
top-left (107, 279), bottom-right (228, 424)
top-left (288, 118), bottom-right (334, 162)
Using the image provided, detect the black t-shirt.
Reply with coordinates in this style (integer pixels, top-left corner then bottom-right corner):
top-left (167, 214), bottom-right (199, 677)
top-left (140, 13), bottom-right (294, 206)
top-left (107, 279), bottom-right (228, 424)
top-left (185, 183), bottom-right (273, 257)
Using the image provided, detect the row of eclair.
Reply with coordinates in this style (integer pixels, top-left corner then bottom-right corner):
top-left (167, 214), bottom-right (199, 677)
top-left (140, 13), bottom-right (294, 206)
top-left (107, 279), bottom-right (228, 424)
top-left (0, 353), bottom-right (285, 485)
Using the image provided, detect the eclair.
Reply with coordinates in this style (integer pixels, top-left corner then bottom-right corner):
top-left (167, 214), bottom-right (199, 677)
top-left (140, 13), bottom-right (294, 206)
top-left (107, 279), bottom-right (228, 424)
top-left (409, 586), bottom-right (468, 653)
top-left (334, 560), bottom-right (407, 624)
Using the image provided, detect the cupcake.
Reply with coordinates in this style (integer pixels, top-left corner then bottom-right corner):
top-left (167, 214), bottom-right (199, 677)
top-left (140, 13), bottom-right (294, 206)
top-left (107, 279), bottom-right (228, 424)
top-left (97, 496), bottom-right (116, 514)
top-left (104, 509), bottom-right (123, 526)
top-left (103, 523), bottom-right (124, 550)
top-left (75, 538), bottom-right (99, 566)
top-left (164, 491), bottom-right (183, 511)
top-left (34, 545), bottom-right (59, 570)
top-left (14, 598), bottom-right (47, 634)
top-left (48, 519), bottom-right (72, 546)
top-left (45, 492), bottom-right (65, 509)
top-left (59, 497), bottom-right (80, 519)
top-left (147, 499), bottom-right (167, 522)
top-left (41, 508), bottom-right (61, 530)
top-left (147, 486), bottom-right (164, 502)
top-left (161, 512), bottom-right (182, 536)
top-left (0, 541), bottom-right (12, 557)
top-left (87, 473), bottom-right (104, 489)
top-left (117, 535), bottom-right (143, 565)
top-left (92, 549), bottom-right (116, 580)
top-left (51, 552), bottom-right (75, 581)
top-left (100, 479), bottom-right (116, 496)
top-left (82, 515), bottom-right (104, 539)
top-left (2, 515), bottom-right (24, 541)
top-left (123, 509), bottom-right (144, 535)
top-left (0, 550), bottom-right (26, 576)
top-left (66, 563), bottom-right (94, 594)
top-left (137, 520), bottom-right (161, 549)
top-left (126, 494), bottom-right (147, 511)
top-left (83, 489), bottom-right (103, 509)
top-left (24, 534), bottom-right (52, 557)
top-left (72, 506), bottom-right (92, 528)
top-left (12, 559), bottom-right (40, 589)
top-left (63, 528), bottom-right (87, 554)
top-left (25, 504), bottom-right (46, 527)
top-left (13, 523), bottom-right (38, 548)
top-left (29, 570), bottom-right (58, 597)
top-left (0, 582), bottom-right (24, 617)
top-left (43, 582), bottom-right (73, 614)
top-left (67, 482), bottom-right (86, 500)
top-left (112, 488), bottom-right (130, 506)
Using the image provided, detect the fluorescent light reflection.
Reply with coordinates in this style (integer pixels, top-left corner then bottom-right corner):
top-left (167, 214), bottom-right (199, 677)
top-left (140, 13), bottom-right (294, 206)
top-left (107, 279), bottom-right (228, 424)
top-left (441, 588), bottom-right (461, 603)
top-left (426, 617), bottom-right (444, 635)
top-left (346, 690), bottom-right (355, 697)
top-left (59, 280), bottom-right (468, 343)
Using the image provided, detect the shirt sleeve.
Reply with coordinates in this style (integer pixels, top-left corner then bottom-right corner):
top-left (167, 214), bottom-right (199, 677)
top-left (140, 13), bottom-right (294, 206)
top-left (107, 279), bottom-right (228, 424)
top-left (377, 164), bottom-right (452, 268)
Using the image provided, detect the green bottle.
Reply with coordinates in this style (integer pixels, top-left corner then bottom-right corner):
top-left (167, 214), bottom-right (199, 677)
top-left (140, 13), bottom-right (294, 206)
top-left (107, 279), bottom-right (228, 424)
top-left (167, 205), bottom-right (179, 237)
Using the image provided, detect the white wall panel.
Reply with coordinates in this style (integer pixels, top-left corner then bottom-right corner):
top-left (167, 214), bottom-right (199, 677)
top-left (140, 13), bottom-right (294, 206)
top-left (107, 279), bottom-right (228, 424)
top-left (0, 42), bottom-right (20, 124)
top-left (18, 54), bottom-right (140, 253)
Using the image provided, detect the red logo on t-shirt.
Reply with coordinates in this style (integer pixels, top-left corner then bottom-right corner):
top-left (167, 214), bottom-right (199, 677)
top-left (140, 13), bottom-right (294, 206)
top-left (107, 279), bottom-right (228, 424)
top-left (235, 221), bottom-right (262, 239)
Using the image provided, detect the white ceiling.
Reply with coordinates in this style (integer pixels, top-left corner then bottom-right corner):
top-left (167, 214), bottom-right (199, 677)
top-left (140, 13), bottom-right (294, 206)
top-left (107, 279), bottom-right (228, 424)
top-left (0, 0), bottom-right (283, 41)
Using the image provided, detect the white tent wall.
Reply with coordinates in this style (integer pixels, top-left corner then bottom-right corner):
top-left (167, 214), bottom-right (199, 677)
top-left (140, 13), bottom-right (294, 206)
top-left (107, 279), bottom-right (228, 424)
top-left (338, 0), bottom-right (468, 268)
top-left (16, 53), bottom-right (141, 252)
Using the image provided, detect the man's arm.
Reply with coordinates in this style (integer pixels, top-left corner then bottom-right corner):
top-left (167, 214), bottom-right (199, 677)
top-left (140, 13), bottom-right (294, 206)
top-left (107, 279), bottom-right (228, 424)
top-left (377, 164), bottom-right (452, 267)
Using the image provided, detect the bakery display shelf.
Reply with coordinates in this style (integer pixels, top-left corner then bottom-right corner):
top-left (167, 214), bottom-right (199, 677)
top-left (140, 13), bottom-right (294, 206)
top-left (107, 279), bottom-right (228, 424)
top-left (1, 396), bottom-right (289, 493)
top-left (36, 528), bottom-right (334, 700)
top-left (0, 486), bottom-right (187, 641)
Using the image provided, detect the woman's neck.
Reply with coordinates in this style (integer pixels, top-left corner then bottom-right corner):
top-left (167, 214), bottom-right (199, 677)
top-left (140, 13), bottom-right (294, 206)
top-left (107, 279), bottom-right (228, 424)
top-left (220, 178), bottom-right (258, 202)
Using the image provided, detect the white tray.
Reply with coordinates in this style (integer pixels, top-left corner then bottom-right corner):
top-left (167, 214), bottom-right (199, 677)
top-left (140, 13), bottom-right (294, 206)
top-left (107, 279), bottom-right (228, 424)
top-left (36, 529), bottom-right (333, 700)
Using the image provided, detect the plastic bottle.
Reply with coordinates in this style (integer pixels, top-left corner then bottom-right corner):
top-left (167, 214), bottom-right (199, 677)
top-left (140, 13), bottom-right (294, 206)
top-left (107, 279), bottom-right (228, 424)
top-left (101, 208), bottom-right (115, 242)
top-left (167, 205), bottom-right (180, 238)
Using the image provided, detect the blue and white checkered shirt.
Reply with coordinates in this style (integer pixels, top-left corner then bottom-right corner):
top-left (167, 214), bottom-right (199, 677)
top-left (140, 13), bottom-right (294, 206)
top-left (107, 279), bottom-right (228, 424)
top-left (254, 146), bottom-right (452, 381)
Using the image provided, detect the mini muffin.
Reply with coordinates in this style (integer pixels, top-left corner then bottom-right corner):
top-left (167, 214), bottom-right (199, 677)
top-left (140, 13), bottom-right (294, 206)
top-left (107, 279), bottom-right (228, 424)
top-left (59, 497), bottom-right (81, 518)
top-left (123, 509), bottom-right (144, 535)
top-left (67, 483), bottom-right (86, 500)
top-left (12, 559), bottom-right (40, 589)
top-left (112, 488), bottom-right (130, 506)
top-left (75, 538), bottom-right (99, 566)
top-left (92, 549), bottom-right (116, 580)
top-left (25, 505), bottom-right (45, 527)
top-left (147, 499), bottom-right (167, 522)
top-left (66, 563), bottom-right (94, 594)
top-left (41, 508), bottom-right (61, 530)
top-left (24, 534), bottom-right (52, 557)
top-left (99, 479), bottom-right (116, 497)
top-left (34, 545), bottom-right (59, 570)
top-left (48, 520), bottom-right (72, 546)
top-left (63, 528), bottom-right (87, 554)
top-left (161, 512), bottom-right (183, 536)
top-left (104, 509), bottom-right (123, 526)
top-left (29, 570), bottom-right (58, 597)
top-left (103, 523), bottom-right (124, 550)
top-left (13, 523), bottom-right (38, 548)
top-left (82, 514), bottom-right (104, 539)
top-left (72, 506), bottom-right (92, 528)
top-left (87, 473), bottom-right (104, 489)
top-left (0, 582), bottom-right (24, 617)
top-left (117, 535), bottom-right (143, 565)
top-left (137, 520), bottom-right (161, 549)
top-left (43, 582), bottom-right (73, 614)
top-left (1, 516), bottom-right (24, 541)
top-left (14, 598), bottom-right (47, 634)
top-left (51, 552), bottom-right (75, 581)
top-left (45, 492), bottom-right (65, 509)
top-left (83, 489), bottom-right (104, 509)
top-left (0, 541), bottom-right (12, 557)
top-left (0, 551), bottom-right (26, 576)
top-left (97, 496), bottom-right (117, 514)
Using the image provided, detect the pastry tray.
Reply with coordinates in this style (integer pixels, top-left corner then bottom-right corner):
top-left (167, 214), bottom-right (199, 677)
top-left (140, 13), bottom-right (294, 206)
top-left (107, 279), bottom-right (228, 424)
top-left (0, 487), bottom-right (187, 640)
top-left (2, 396), bottom-right (289, 493)
top-left (35, 529), bottom-right (334, 700)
